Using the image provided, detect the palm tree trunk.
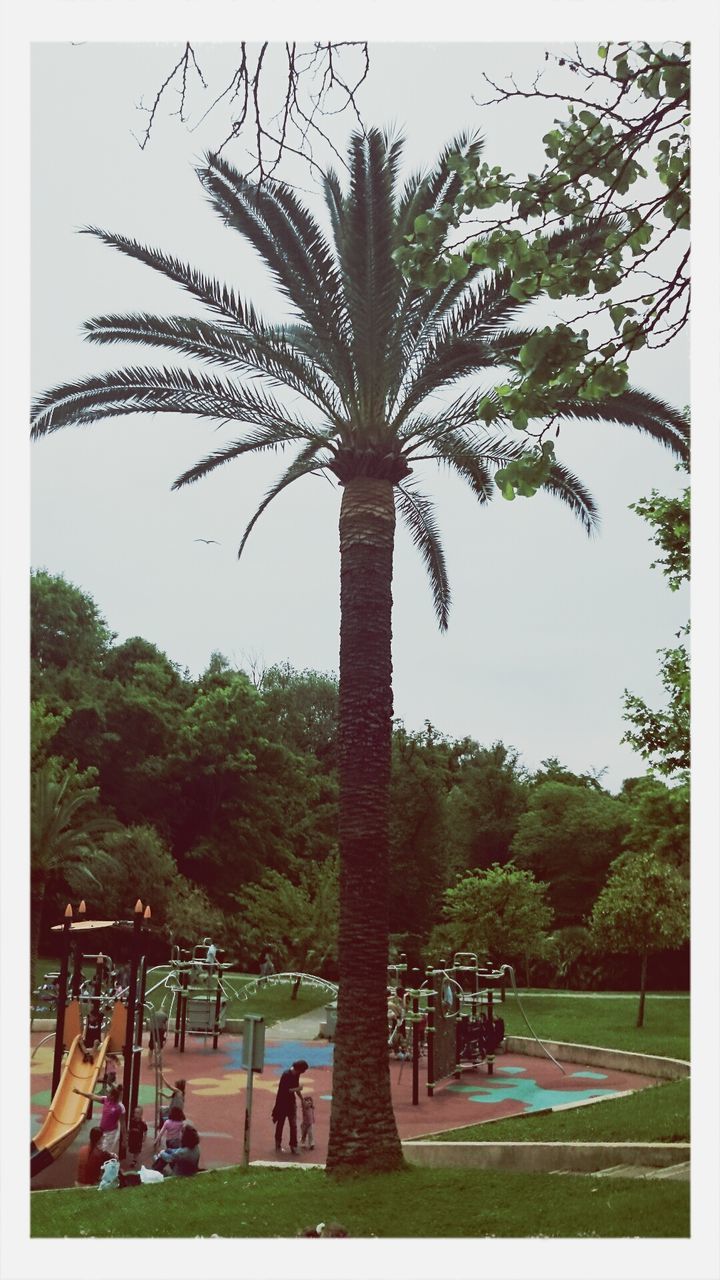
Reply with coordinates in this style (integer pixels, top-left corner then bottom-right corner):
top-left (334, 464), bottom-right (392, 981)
top-left (326, 477), bottom-right (404, 1174)
top-left (636, 950), bottom-right (648, 1028)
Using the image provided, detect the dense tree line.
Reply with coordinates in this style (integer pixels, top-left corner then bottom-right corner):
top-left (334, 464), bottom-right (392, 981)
top-left (32, 566), bottom-right (688, 989)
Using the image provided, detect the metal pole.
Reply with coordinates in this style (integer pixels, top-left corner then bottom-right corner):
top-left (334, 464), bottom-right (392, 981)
top-left (50, 904), bottom-right (73, 1098)
top-left (411, 992), bottom-right (419, 1107)
top-left (130, 957), bottom-right (146, 1116)
top-left (425, 968), bottom-right (435, 1097)
top-left (173, 977), bottom-right (182, 1048)
top-left (212, 975), bottom-right (223, 1051)
top-left (70, 900), bottom-right (86, 1001)
top-left (123, 900), bottom-right (143, 1105)
top-left (487, 988), bottom-right (495, 1076)
top-left (243, 1017), bottom-right (256, 1166)
top-left (179, 970), bottom-right (189, 1054)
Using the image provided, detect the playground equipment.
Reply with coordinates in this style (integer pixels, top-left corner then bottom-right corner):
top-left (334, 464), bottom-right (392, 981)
top-left (380, 953), bottom-right (509, 1105)
top-left (30, 902), bottom-right (138, 1178)
top-left (424, 954), bottom-right (506, 1096)
top-left (162, 941), bottom-right (230, 1051)
top-left (236, 971), bottom-right (338, 1003)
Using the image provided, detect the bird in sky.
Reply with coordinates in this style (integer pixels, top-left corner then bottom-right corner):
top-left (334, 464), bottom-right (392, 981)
top-left (194, 538), bottom-right (220, 545)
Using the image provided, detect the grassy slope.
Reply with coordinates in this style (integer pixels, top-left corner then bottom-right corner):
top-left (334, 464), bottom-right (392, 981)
top-left (30, 1165), bottom-right (689, 1239)
top-left (427, 1078), bottom-right (690, 1143)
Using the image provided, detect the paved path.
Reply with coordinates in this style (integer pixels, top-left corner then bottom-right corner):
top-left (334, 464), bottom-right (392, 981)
top-left (516, 992), bottom-right (688, 1000)
top-left (269, 1009), bottom-right (325, 1041)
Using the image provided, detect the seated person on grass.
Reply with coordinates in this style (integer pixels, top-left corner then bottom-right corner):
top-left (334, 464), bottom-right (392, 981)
top-left (76, 1126), bottom-right (105, 1186)
top-left (153, 1123), bottom-right (200, 1177)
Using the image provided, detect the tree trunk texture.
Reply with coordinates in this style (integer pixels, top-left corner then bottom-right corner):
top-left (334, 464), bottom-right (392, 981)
top-left (325, 477), bottom-right (404, 1174)
top-left (637, 950), bottom-right (648, 1028)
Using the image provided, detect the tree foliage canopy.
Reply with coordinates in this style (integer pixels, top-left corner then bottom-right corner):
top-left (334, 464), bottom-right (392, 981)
top-left (395, 42), bottom-right (689, 498)
top-left (429, 862), bottom-right (553, 967)
top-left (622, 469), bottom-right (689, 777)
top-left (589, 850), bottom-right (689, 957)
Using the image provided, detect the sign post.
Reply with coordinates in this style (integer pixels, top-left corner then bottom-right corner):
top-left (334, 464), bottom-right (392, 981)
top-left (242, 1014), bottom-right (265, 1166)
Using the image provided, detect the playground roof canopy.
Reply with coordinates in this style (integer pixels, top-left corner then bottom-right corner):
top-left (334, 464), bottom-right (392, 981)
top-left (50, 919), bottom-right (134, 932)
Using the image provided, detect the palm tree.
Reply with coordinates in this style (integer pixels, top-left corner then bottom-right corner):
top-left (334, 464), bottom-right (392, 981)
top-left (31, 129), bottom-right (688, 1173)
top-left (31, 760), bottom-right (119, 992)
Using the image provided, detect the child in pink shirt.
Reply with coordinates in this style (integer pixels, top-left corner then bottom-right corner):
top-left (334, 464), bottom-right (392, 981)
top-left (154, 1106), bottom-right (185, 1153)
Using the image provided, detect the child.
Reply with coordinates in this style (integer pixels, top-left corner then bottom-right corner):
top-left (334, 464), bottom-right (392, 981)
top-left (299, 1088), bottom-right (315, 1151)
top-left (76, 1126), bottom-right (104, 1185)
top-left (127, 1105), bottom-right (148, 1168)
top-left (73, 1082), bottom-right (126, 1156)
top-left (154, 1105), bottom-right (185, 1154)
top-left (103, 1055), bottom-right (119, 1092)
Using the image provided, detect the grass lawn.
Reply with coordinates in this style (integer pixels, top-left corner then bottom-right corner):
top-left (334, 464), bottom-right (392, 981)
top-left (426, 1078), bottom-right (690, 1143)
top-left (500, 992), bottom-right (689, 1061)
top-left (30, 1164), bottom-right (689, 1239)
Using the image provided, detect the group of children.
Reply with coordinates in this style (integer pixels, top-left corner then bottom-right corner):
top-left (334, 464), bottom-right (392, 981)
top-left (74, 1059), bottom-right (200, 1185)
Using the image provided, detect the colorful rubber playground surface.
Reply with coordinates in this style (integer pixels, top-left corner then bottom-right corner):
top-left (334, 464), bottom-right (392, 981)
top-left (31, 1025), bottom-right (660, 1189)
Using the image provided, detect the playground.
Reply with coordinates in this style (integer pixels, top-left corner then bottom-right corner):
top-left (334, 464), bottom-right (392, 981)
top-left (31, 1024), bottom-right (662, 1189)
top-left (30, 911), bottom-right (667, 1191)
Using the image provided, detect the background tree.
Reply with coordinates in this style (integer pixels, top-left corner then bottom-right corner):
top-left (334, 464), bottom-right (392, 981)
top-left (622, 466), bottom-right (689, 777)
top-left (32, 569), bottom-right (115, 675)
top-left (31, 129), bottom-right (688, 1175)
top-left (620, 774), bottom-right (689, 872)
top-left (388, 724), bottom-right (454, 958)
top-left (31, 760), bottom-right (120, 984)
top-left (259, 663), bottom-right (339, 770)
top-left (444, 740), bottom-right (529, 877)
top-left (510, 780), bottom-right (630, 926)
top-left (232, 854), bottom-right (339, 977)
top-left (429, 863), bottom-right (553, 981)
top-left (589, 850), bottom-right (689, 1026)
top-left (397, 42), bottom-right (689, 476)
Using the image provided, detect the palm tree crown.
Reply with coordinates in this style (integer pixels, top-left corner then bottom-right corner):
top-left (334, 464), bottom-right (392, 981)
top-left (31, 129), bottom-right (688, 631)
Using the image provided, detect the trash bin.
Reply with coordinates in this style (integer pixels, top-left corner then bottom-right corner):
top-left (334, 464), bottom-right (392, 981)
top-left (324, 1001), bottom-right (337, 1039)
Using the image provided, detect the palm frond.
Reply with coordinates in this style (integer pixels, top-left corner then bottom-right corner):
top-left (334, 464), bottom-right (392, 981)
top-left (395, 131), bottom-right (485, 240)
top-left (322, 168), bottom-right (346, 257)
top-left (399, 388), bottom-right (491, 444)
top-left (83, 312), bottom-right (345, 425)
top-left (197, 154), bottom-right (356, 408)
top-left (540, 460), bottom-right (600, 536)
top-left (172, 425), bottom-right (333, 490)
top-left (81, 227), bottom-right (250, 324)
top-left (237, 441), bottom-right (326, 559)
top-left (548, 389), bottom-right (689, 460)
top-left (422, 429), bottom-right (496, 504)
top-left (333, 129), bottom-right (406, 422)
top-left (30, 366), bottom-right (317, 437)
top-left (395, 482), bottom-right (451, 630)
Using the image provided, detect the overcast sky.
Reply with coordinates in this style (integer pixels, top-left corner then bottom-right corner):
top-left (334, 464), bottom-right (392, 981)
top-left (31, 41), bottom-right (689, 791)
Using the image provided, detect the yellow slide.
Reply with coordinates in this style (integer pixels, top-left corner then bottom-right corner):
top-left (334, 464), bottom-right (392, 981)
top-left (31, 1002), bottom-right (127, 1178)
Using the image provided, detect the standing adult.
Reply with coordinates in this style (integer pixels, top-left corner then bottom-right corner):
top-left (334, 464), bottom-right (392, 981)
top-left (271, 1059), bottom-right (308, 1154)
top-left (206, 940), bottom-right (217, 969)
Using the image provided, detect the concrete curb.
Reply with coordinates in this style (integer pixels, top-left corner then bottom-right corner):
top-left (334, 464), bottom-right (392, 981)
top-left (402, 1140), bottom-right (690, 1173)
top-left (504, 1036), bottom-right (690, 1081)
